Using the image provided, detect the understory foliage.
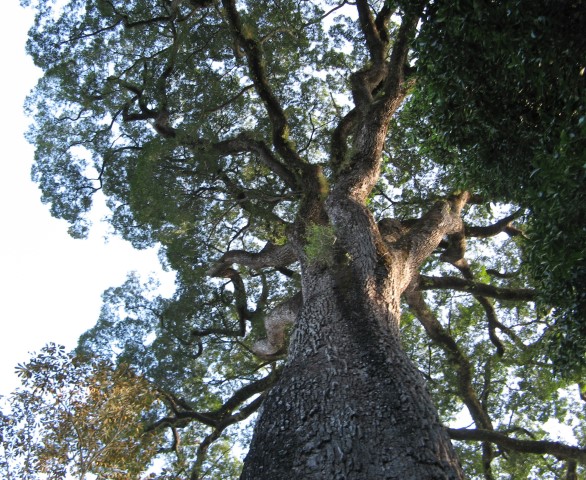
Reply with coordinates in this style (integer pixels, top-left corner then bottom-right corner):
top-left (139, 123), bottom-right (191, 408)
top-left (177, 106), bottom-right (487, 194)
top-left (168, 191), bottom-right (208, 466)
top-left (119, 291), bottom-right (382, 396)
top-left (6, 0), bottom-right (586, 478)
top-left (0, 344), bottom-right (161, 479)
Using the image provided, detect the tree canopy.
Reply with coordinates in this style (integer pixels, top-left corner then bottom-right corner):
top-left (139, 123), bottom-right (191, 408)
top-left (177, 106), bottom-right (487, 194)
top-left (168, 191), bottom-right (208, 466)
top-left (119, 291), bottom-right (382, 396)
top-left (6, 0), bottom-right (586, 478)
top-left (409, 0), bottom-right (586, 376)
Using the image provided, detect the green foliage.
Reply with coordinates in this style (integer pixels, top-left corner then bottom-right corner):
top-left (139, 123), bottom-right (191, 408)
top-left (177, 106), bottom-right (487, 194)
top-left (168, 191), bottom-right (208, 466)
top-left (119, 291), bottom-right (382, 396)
top-left (410, 0), bottom-right (586, 376)
top-left (399, 203), bottom-right (586, 478)
top-left (0, 344), bottom-right (161, 479)
top-left (304, 223), bottom-right (337, 266)
top-left (18, 0), bottom-right (586, 477)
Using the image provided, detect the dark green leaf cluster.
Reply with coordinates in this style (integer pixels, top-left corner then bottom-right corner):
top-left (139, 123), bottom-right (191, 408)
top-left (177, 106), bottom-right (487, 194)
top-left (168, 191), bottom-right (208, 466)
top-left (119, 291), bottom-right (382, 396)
top-left (410, 0), bottom-right (586, 376)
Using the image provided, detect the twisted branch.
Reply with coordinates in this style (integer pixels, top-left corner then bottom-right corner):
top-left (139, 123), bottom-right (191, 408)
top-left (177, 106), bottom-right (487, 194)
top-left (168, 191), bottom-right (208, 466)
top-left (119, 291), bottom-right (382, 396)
top-left (440, 232), bottom-right (521, 355)
top-left (222, 0), bottom-right (305, 174)
top-left (149, 367), bottom-right (281, 440)
top-left (214, 133), bottom-right (298, 190)
top-left (252, 292), bottom-right (303, 359)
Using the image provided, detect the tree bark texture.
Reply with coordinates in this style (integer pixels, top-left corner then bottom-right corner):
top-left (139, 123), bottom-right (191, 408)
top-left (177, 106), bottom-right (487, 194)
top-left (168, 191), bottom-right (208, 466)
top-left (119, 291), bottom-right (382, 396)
top-left (241, 272), bottom-right (463, 479)
top-left (232, 5), bottom-right (467, 476)
top-left (241, 190), bottom-right (469, 479)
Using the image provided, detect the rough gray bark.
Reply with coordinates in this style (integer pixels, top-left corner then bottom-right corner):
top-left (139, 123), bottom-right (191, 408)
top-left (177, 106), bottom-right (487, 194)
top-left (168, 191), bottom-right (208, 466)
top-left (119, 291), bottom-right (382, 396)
top-left (240, 193), bottom-right (470, 479)
top-left (241, 271), bottom-right (463, 479)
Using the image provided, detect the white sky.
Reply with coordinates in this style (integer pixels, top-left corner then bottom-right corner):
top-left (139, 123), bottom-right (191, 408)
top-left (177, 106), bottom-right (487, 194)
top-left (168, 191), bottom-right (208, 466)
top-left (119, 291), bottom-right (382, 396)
top-left (0, 0), bottom-right (174, 396)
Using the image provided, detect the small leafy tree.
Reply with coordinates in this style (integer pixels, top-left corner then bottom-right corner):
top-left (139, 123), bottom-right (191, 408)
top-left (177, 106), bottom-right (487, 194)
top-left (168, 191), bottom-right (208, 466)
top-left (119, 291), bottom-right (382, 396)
top-left (0, 344), bottom-right (161, 479)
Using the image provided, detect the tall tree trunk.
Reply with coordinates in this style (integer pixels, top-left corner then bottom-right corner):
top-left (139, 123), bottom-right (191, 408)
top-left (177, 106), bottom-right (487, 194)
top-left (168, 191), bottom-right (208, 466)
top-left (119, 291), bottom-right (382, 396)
top-left (241, 179), bottom-right (469, 480)
top-left (241, 264), bottom-right (463, 479)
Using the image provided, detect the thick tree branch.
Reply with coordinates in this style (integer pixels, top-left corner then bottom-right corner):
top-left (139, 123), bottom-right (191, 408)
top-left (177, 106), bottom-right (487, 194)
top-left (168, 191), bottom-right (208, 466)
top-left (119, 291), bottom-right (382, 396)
top-left (146, 408), bottom-right (218, 430)
top-left (178, 367), bottom-right (278, 479)
top-left (213, 133), bottom-right (298, 190)
top-left (465, 209), bottom-right (525, 238)
top-left (349, 63), bottom-right (390, 111)
top-left (252, 292), bottom-right (303, 359)
top-left (190, 428), bottom-right (223, 480)
top-left (333, 7), bottom-right (423, 211)
top-left (440, 231), bottom-right (524, 354)
top-left (150, 368), bottom-right (280, 434)
top-left (566, 460), bottom-right (578, 480)
top-left (190, 320), bottom-right (246, 340)
top-left (222, 0), bottom-right (305, 174)
top-left (404, 287), bottom-right (493, 431)
top-left (381, 8), bottom-right (418, 95)
top-left (204, 244), bottom-right (298, 346)
top-left (331, 107), bottom-right (358, 176)
top-left (221, 0), bottom-right (330, 235)
top-left (447, 428), bottom-right (586, 463)
top-left (216, 172), bottom-right (287, 224)
top-left (213, 368), bottom-right (281, 421)
top-left (477, 296), bottom-right (505, 356)
top-left (355, 0), bottom-right (392, 64)
top-left (485, 268), bottom-right (521, 279)
top-left (418, 275), bottom-right (537, 302)
top-left (206, 242), bottom-right (297, 278)
top-left (352, 1), bottom-right (415, 109)
top-left (189, 394), bottom-right (265, 480)
top-left (396, 192), bottom-right (470, 273)
top-left (374, 2), bottom-right (395, 46)
top-left (192, 267), bottom-right (250, 340)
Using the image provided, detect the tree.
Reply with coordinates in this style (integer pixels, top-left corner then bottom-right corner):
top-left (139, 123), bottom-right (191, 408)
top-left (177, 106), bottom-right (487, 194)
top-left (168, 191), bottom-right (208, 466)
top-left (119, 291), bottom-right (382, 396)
top-left (0, 344), bottom-right (161, 479)
top-left (20, 0), bottom-right (585, 478)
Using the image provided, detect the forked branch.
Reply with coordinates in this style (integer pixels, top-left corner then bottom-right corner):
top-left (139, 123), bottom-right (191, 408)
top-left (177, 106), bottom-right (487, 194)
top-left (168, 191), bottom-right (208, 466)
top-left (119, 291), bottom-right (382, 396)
top-left (396, 191), bottom-right (471, 273)
top-left (149, 367), bottom-right (281, 446)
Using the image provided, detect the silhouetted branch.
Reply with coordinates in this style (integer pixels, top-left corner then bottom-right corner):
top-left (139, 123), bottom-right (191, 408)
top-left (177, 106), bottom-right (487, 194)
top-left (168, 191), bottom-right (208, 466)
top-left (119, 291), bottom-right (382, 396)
top-left (447, 428), bottom-right (586, 462)
top-left (418, 275), bottom-right (537, 302)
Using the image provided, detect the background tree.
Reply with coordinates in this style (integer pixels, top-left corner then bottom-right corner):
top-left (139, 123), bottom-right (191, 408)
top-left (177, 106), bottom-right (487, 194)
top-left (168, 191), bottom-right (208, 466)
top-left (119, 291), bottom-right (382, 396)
top-left (16, 0), bottom-right (586, 478)
top-left (0, 343), bottom-right (161, 479)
